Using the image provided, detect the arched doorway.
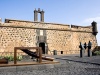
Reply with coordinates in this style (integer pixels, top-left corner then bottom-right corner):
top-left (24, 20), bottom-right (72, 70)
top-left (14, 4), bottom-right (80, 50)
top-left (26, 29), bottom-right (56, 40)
top-left (39, 42), bottom-right (45, 54)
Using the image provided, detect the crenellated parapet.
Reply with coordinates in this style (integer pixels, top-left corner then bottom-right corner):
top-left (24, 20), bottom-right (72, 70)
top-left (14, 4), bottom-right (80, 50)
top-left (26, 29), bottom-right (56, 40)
top-left (71, 25), bottom-right (93, 32)
top-left (4, 19), bottom-right (71, 30)
top-left (3, 19), bottom-right (95, 33)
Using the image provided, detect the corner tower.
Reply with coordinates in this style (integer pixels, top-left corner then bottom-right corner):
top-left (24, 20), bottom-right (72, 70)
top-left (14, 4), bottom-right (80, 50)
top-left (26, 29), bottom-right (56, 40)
top-left (91, 21), bottom-right (98, 35)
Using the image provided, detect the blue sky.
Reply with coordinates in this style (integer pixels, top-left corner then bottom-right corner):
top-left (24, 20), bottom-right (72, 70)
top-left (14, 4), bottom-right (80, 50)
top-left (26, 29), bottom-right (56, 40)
top-left (0, 0), bottom-right (100, 45)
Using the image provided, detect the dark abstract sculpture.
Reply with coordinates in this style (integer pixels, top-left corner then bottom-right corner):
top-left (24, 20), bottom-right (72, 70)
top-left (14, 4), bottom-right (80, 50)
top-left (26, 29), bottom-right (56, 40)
top-left (79, 41), bottom-right (92, 57)
top-left (21, 49), bottom-right (54, 61)
top-left (87, 41), bottom-right (92, 57)
top-left (84, 42), bottom-right (87, 49)
top-left (21, 49), bottom-right (38, 58)
top-left (79, 42), bottom-right (84, 57)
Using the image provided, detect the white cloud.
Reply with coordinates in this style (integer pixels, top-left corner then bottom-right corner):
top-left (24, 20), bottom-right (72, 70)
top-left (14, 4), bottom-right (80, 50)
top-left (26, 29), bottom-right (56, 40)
top-left (83, 16), bottom-right (100, 23)
top-left (83, 16), bottom-right (100, 46)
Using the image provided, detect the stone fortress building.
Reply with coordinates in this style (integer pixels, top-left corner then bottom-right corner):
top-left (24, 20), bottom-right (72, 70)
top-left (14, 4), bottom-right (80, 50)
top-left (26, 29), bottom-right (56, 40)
top-left (0, 8), bottom-right (98, 55)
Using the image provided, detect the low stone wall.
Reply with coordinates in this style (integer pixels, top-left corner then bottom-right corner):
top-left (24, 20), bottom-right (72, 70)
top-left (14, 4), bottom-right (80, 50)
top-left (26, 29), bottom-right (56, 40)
top-left (93, 46), bottom-right (100, 52)
top-left (97, 46), bottom-right (100, 50)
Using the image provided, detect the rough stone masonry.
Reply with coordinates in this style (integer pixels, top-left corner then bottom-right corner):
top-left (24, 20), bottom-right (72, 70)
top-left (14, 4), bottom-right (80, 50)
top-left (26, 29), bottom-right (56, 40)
top-left (0, 8), bottom-right (98, 55)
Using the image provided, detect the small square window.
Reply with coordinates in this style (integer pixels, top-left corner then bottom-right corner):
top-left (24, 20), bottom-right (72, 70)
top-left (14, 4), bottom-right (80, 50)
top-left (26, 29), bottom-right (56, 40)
top-left (40, 30), bottom-right (43, 35)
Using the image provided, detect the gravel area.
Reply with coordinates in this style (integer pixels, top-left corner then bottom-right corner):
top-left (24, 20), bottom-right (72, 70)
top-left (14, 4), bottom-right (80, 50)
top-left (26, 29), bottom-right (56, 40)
top-left (0, 55), bottom-right (100, 75)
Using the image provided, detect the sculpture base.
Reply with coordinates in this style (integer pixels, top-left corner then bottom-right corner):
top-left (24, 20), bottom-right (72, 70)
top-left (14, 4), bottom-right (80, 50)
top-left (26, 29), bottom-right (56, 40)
top-left (88, 49), bottom-right (92, 57)
top-left (80, 50), bottom-right (84, 57)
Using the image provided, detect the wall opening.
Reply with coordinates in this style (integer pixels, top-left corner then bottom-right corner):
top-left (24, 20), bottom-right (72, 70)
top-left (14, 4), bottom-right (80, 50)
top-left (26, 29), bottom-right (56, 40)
top-left (39, 42), bottom-right (45, 54)
top-left (38, 13), bottom-right (41, 22)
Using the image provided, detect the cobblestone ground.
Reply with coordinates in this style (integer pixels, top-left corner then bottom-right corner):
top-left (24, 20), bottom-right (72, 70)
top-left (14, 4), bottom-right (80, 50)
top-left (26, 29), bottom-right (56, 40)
top-left (0, 60), bottom-right (100, 75)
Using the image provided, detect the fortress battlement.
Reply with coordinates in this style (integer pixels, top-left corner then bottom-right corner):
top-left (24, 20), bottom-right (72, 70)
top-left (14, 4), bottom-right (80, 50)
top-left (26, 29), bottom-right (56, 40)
top-left (0, 18), bottom-right (93, 33)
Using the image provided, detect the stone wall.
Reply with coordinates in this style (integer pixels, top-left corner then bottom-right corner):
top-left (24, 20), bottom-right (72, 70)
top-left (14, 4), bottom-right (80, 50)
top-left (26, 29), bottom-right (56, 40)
top-left (0, 19), bottom-right (98, 55)
top-left (0, 25), bottom-right (36, 56)
top-left (46, 29), bottom-right (97, 55)
top-left (5, 19), bottom-right (70, 30)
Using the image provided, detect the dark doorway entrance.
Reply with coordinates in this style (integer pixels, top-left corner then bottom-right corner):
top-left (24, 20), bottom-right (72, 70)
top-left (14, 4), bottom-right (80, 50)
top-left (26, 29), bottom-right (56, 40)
top-left (39, 42), bottom-right (45, 54)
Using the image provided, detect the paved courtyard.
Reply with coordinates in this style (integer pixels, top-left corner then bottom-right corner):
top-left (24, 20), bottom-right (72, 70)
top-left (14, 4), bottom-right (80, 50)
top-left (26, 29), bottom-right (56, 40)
top-left (0, 55), bottom-right (100, 75)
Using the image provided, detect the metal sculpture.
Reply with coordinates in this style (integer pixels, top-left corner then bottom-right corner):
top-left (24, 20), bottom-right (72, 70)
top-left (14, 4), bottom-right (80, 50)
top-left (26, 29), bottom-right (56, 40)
top-left (87, 41), bottom-right (92, 57)
top-left (79, 42), bottom-right (84, 57)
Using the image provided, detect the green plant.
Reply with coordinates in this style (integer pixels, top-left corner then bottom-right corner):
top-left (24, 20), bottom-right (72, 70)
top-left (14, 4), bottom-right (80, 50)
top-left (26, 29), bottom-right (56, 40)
top-left (17, 55), bottom-right (23, 61)
top-left (4, 55), bottom-right (14, 61)
top-left (0, 56), bottom-right (3, 59)
top-left (93, 51), bottom-right (100, 55)
top-left (4, 55), bottom-right (23, 61)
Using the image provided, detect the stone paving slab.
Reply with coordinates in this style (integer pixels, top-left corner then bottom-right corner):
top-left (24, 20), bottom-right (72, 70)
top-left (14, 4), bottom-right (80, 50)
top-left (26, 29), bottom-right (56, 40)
top-left (0, 55), bottom-right (100, 75)
top-left (55, 55), bottom-right (100, 65)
